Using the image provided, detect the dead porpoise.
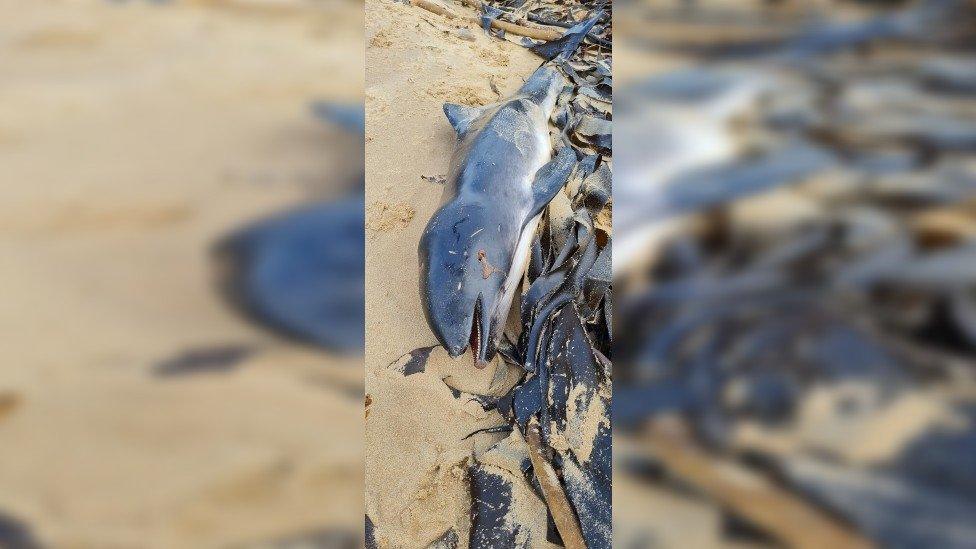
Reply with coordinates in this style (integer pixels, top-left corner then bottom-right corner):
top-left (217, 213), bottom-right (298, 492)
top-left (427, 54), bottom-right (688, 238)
top-left (417, 16), bottom-right (601, 367)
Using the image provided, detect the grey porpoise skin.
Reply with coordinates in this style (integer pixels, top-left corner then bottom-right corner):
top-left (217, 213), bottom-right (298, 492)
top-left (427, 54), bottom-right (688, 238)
top-left (419, 65), bottom-right (576, 368)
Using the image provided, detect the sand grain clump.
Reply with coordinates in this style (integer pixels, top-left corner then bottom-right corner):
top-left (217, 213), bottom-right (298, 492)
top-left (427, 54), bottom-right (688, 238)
top-left (366, 201), bottom-right (416, 232)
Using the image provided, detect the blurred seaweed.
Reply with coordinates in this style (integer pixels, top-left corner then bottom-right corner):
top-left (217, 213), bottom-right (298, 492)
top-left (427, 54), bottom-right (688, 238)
top-left (615, 0), bottom-right (976, 547)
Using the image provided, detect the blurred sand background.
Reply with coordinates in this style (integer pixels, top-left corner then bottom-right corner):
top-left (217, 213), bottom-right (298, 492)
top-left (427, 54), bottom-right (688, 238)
top-left (0, 0), bottom-right (363, 546)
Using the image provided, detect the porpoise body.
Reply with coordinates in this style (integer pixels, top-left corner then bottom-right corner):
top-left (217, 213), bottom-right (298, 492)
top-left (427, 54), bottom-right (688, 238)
top-left (419, 66), bottom-right (576, 367)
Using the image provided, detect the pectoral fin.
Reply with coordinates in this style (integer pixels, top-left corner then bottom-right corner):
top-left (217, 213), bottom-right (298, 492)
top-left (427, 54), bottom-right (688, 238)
top-left (529, 147), bottom-right (577, 217)
top-left (443, 103), bottom-right (484, 136)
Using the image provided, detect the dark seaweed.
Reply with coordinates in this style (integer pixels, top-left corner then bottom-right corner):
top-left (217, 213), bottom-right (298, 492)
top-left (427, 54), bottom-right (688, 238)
top-left (469, 464), bottom-right (527, 548)
top-left (480, 4), bottom-right (506, 39)
top-left (472, 159), bottom-right (612, 548)
top-left (429, 528), bottom-right (460, 549)
top-left (539, 306), bottom-right (612, 548)
top-left (365, 516), bottom-right (376, 549)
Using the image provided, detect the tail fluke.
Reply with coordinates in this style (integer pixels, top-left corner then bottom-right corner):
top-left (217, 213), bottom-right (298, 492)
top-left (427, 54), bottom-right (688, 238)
top-left (530, 11), bottom-right (603, 61)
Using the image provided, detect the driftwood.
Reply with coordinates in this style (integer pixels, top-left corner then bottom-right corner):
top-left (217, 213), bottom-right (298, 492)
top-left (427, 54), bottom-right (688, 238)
top-left (410, 0), bottom-right (562, 41)
top-left (463, 0), bottom-right (610, 47)
top-left (641, 419), bottom-right (876, 549)
top-left (525, 418), bottom-right (587, 549)
top-left (458, 0), bottom-right (560, 37)
top-left (482, 13), bottom-right (561, 41)
top-left (410, 0), bottom-right (458, 19)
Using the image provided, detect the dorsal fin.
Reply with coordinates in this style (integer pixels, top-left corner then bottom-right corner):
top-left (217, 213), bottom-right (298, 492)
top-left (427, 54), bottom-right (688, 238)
top-left (443, 103), bottom-right (483, 135)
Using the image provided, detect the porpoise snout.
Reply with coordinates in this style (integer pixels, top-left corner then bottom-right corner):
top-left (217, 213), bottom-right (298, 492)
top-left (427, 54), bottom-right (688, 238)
top-left (419, 203), bottom-right (509, 369)
top-left (423, 290), bottom-right (494, 369)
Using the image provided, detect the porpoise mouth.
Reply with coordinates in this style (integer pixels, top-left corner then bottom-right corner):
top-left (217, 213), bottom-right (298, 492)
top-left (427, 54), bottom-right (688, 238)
top-left (470, 298), bottom-right (488, 369)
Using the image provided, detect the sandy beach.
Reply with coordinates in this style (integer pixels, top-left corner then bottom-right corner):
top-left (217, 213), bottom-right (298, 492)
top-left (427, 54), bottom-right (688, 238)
top-left (363, 0), bottom-right (561, 545)
top-left (0, 1), bottom-right (363, 546)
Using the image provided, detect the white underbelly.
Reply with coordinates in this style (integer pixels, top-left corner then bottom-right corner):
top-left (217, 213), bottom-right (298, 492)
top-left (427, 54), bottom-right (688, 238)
top-left (493, 113), bottom-right (552, 330)
top-left (495, 212), bottom-right (541, 330)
